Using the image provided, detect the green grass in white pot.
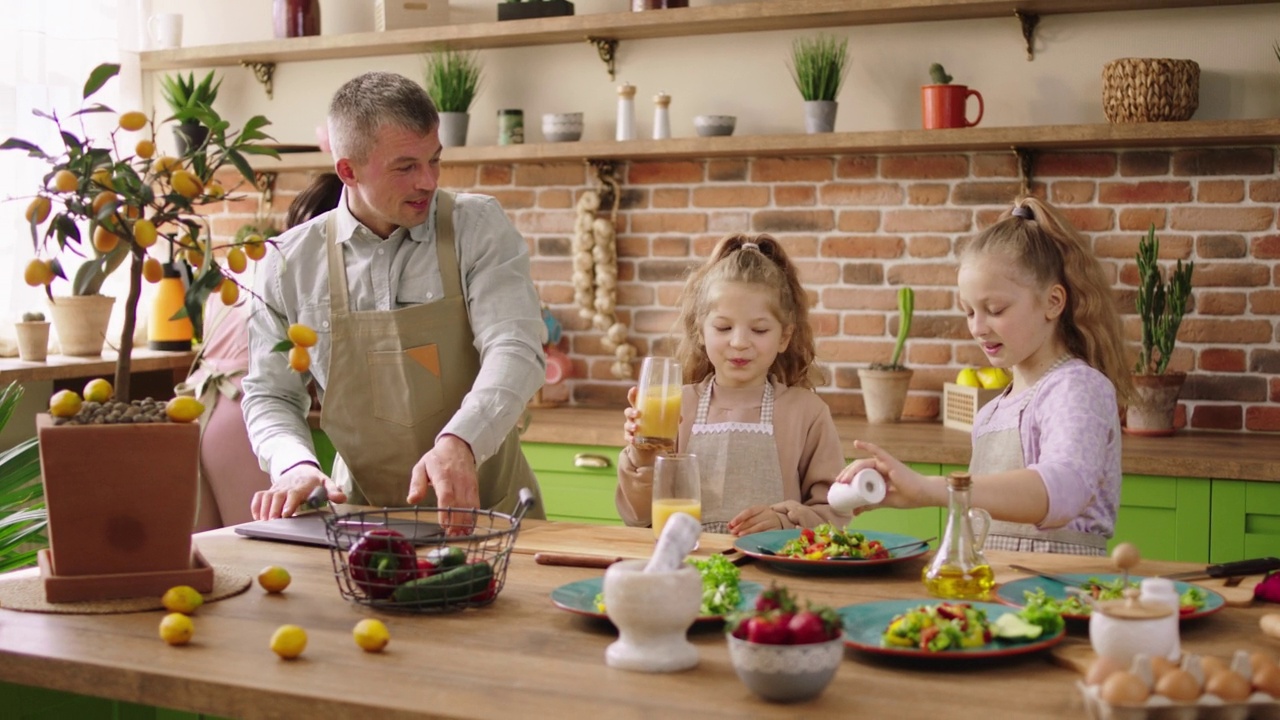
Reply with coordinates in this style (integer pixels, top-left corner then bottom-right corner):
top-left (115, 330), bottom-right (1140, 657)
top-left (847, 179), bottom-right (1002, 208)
top-left (789, 35), bottom-right (850, 102)
top-left (423, 49), bottom-right (484, 113)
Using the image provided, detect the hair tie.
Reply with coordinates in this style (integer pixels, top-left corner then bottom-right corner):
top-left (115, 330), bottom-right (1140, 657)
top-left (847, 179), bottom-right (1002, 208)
top-left (740, 242), bottom-right (759, 251)
top-left (1011, 205), bottom-right (1034, 219)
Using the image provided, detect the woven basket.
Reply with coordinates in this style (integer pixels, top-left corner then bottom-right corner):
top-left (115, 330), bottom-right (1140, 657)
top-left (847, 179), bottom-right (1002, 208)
top-left (1102, 58), bottom-right (1199, 123)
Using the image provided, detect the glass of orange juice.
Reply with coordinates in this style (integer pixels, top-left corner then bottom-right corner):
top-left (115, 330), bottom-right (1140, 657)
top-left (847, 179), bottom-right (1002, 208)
top-left (635, 357), bottom-right (681, 453)
top-left (652, 453), bottom-right (701, 540)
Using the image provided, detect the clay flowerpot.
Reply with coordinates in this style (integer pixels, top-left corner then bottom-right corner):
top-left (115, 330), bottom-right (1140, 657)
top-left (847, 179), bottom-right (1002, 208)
top-left (47, 295), bottom-right (115, 357)
top-left (921, 84), bottom-right (984, 129)
top-left (1125, 372), bottom-right (1186, 436)
top-left (14, 321), bottom-right (50, 362)
top-left (36, 414), bottom-right (209, 602)
top-left (858, 367), bottom-right (913, 424)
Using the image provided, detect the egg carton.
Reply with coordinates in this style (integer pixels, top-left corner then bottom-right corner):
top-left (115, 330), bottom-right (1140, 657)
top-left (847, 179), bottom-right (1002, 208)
top-left (1079, 651), bottom-right (1280, 720)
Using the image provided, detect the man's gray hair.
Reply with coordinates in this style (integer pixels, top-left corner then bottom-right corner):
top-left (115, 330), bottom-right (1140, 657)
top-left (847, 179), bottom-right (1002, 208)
top-left (327, 72), bottom-right (439, 164)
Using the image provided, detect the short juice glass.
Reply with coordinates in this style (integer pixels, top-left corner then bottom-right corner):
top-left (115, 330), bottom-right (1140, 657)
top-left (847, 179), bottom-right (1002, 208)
top-left (635, 357), bottom-right (681, 453)
top-left (652, 453), bottom-right (701, 540)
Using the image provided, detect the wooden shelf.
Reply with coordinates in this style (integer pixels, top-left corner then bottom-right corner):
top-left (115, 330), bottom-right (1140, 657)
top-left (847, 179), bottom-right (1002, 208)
top-left (0, 349), bottom-right (197, 386)
top-left (139, 0), bottom-right (1278, 71)
top-left (247, 118), bottom-right (1280, 172)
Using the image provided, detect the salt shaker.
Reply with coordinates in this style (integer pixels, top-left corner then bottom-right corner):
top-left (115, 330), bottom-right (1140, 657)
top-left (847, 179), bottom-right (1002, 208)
top-left (652, 92), bottom-right (671, 140)
top-left (827, 468), bottom-right (886, 513)
top-left (616, 82), bottom-right (637, 141)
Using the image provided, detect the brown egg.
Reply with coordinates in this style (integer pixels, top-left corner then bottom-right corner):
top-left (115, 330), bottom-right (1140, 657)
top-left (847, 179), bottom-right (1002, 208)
top-left (1155, 669), bottom-right (1201, 702)
top-left (1252, 650), bottom-right (1278, 672)
top-left (1253, 661), bottom-right (1280, 697)
top-left (1087, 655), bottom-right (1127, 686)
top-left (1204, 669), bottom-right (1252, 701)
top-left (1100, 671), bottom-right (1151, 706)
top-left (1150, 655), bottom-right (1179, 680)
top-left (1200, 655), bottom-right (1230, 676)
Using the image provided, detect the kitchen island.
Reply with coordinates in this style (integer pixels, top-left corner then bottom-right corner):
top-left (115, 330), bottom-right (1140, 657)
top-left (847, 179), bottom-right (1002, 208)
top-left (0, 521), bottom-right (1275, 719)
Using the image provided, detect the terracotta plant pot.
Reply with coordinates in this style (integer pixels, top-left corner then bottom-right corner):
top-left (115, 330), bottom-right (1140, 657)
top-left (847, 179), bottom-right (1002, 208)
top-left (1125, 372), bottom-right (1186, 436)
top-left (14, 321), bottom-right (50, 362)
top-left (47, 294), bottom-right (115, 356)
top-left (858, 368), bottom-right (913, 424)
top-left (36, 414), bottom-right (206, 600)
top-left (921, 84), bottom-right (984, 129)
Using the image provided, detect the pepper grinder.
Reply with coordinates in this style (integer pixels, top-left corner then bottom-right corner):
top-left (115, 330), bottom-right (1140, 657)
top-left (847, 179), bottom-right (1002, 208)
top-left (652, 91), bottom-right (671, 140)
top-left (616, 82), bottom-right (637, 141)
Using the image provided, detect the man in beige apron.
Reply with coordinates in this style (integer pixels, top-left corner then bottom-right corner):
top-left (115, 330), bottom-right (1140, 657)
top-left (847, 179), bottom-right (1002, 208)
top-left (974, 355), bottom-right (1107, 556)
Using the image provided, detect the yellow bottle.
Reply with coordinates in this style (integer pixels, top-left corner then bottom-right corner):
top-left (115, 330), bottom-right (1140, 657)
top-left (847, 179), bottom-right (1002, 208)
top-left (923, 471), bottom-right (994, 600)
top-left (148, 263), bottom-right (194, 350)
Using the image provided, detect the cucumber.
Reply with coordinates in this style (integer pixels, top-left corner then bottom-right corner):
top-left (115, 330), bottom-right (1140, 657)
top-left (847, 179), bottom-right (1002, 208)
top-left (425, 545), bottom-right (468, 569)
top-left (391, 561), bottom-right (493, 606)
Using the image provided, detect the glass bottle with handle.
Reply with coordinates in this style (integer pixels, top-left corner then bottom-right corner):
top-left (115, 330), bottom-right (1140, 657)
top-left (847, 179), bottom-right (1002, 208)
top-left (923, 471), bottom-right (993, 599)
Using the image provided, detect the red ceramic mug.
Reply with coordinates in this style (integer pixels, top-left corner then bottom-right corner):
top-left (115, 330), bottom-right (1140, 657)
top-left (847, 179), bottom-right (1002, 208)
top-left (921, 85), bottom-right (984, 129)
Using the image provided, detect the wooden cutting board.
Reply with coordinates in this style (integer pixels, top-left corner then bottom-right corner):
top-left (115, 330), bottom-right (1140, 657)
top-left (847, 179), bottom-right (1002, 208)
top-left (514, 521), bottom-right (737, 559)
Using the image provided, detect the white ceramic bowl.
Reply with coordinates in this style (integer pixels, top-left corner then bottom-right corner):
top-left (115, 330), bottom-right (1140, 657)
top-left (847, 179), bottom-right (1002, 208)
top-left (726, 634), bottom-right (844, 703)
top-left (694, 114), bottom-right (736, 137)
top-left (542, 112), bottom-right (584, 143)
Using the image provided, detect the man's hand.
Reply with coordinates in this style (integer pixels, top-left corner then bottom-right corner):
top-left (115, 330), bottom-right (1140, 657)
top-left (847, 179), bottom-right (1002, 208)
top-left (251, 462), bottom-right (347, 520)
top-left (409, 434), bottom-right (479, 535)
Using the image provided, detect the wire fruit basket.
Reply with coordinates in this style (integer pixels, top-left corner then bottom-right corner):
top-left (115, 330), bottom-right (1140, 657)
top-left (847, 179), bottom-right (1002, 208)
top-left (325, 488), bottom-right (535, 613)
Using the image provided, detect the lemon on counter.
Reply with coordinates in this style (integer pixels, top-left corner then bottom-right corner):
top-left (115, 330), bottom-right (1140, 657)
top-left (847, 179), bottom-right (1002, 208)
top-left (976, 367), bottom-right (1012, 390)
top-left (353, 619), bottom-right (390, 653)
top-left (161, 585), bottom-right (204, 615)
top-left (270, 624), bottom-right (307, 659)
top-left (159, 613), bottom-right (194, 646)
top-left (954, 368), bottom-right (981, 387)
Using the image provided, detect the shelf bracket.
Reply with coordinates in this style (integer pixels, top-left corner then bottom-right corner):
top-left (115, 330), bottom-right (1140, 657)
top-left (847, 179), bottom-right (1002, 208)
top-left (241, 61), bottom-right (276, 100)
top-left (1013, 146), bottom-right (1035, 196)
top-left (585, 37), bottom-right (619, 81)
top-left (1014, 10), bottom-right (1040, 61)
top-left (255, 171), bottom-right (277, 207)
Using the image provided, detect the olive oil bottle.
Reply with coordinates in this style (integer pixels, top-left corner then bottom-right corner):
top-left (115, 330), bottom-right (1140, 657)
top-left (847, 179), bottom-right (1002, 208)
top-left (923, 472), bottom-right (994, 600)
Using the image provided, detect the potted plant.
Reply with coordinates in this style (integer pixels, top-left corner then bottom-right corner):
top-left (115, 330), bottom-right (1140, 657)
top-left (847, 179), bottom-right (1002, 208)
top-left (857, 286), bottom-right (914, 424)
top-left (0, 382), bottom-right (45, 573)
top-left (159, 70), bottom-right (222, 155)
top-left (788, 34), bottom-right (849, 134)
top-left (423, 49), bottom-right (483, 148)
top-left (498, 0), bottom-right (576, 22)
top-left (1126, 224), bottom-right (1194, 436)
top-left (13, 311), bottom-right (50, 362)
top-left (921, 63), bottom-right (984, 129)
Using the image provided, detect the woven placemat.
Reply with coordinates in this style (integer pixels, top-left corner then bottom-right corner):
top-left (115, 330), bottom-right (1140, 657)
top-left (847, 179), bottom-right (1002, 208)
top-left (0, 565), bottom-right (252, 614)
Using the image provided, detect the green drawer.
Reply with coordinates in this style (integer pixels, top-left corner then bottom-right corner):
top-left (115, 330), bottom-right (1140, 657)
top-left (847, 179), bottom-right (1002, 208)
top-left (1111, 474), bottom-right (1209, 563)
top-left (1210, 480), bottom-right (1280, 563)
top-left (521, 442), bottom-right (623, 526)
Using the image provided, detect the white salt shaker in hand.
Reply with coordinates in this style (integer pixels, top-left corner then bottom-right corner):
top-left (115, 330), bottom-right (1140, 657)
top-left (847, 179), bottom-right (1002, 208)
top-left (828, 469), bottom-right (887, 513)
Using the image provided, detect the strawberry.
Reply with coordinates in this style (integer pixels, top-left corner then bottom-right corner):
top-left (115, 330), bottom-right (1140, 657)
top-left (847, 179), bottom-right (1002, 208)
top-left (787, 611), bottom-right (829, 645)
top-left (753, 583), bottom-right (798, 614)
top-left (729, 584), bottom-right (842, 646)
top-left (745, 614), bottom-right (790, 645)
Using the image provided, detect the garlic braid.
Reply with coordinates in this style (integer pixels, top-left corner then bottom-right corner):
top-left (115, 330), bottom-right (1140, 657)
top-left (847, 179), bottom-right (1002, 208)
top-left (573, 188), bottom-right (636, 379)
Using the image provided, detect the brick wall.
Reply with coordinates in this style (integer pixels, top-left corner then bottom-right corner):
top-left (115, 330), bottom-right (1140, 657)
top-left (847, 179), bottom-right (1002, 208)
top-left (208, 146), bottom-right (1280, 433)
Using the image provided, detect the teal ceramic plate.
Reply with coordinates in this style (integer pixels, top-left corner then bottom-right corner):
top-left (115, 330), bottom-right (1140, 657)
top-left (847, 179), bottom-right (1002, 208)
top-left (550, 577), bottom-right (762, 624)
top-left (733, 529), bottom-right (931, 571)
top-left (995, 573), bottom-right (1226, 622)
top-left (837, 599), bottom-right (1065, 659)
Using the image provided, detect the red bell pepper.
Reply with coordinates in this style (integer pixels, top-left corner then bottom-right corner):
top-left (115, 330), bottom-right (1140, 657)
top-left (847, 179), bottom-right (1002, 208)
top-left (347, 529), bottom-right (417, 599)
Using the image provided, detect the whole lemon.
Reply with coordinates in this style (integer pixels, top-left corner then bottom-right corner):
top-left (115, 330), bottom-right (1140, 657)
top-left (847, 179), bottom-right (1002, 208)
top-left (270, 624), bottom-right (307, 659)
top-left (165, 396), bottom-right (205, 423)
top-left (52, 169), bottom-right (78, 193)
top-left (91, 190), bottom-right (117, 215)
top-left (976, 367), bottom-right (1012, 390)
top-left (353, 619), bottom-right (390, 653)
top-left (92, 225), bottom-right (120, 254)
top-left (153, 156), bottom-right (182, 174)
top-left (287, 324), bottom-right (318, 348)
top-left (219, 279), bottom-right (240, 306)
top-left (954, 368), bottom-right (981, 388)
top-left (118, 111), bottom-right (148, 132)
top-left (244, 235), bottom-right (267, 261)
top-left (161, 585), bottom-right (205, 615)
top-left (90, 168), bottom-right (114, 190)
top-left (142, 257), bottom-right (164, 284)
top-left (226, 247), bottom-right (247, 274)
top-left (135, 139), bottom-right (156, 159)
top-left (257, 565), bottom-right (291, 594)
top-left (23, 259), bottom-right (54, 287)
top-left (133, 218), bottom-right (158, 248)
top-left (25, 196), bottom-right (52, 225)
top-left (170, 169), bottom-right (204, 199)
top-left (288, 346), bottom-right (311, 374)
top-left (49, 390), bottom-right (82, 418)
top-left (207, 180), bottom-right (226, 199)
top-left (159, 612), bottom-right (194, 646)
top-left (83, 378), bottom-right (113, 403)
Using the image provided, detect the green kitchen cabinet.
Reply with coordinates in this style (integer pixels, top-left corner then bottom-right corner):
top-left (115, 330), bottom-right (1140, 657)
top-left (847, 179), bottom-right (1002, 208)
top-left (0, 681), bottom-right (229, 720)
top-left (521, 442), bottom-right (624, 525)
top-left (1109, 474), bottom-right (1210, 563)
top-left (1209, 480), bottom-right (1280, 563)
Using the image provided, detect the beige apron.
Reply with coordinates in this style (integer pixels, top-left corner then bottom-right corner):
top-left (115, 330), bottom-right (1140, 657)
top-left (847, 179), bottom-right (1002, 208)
top-left (973, 357), bottom-right (1106, 556)
top-left (686, 379), bottom-right (784, 534)
top-left (319, 191), bottom-right (542, 517)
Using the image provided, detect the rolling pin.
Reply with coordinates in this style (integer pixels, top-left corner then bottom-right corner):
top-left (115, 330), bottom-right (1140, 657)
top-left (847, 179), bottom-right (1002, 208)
top-left (534, 553), bottom-right (624, 569)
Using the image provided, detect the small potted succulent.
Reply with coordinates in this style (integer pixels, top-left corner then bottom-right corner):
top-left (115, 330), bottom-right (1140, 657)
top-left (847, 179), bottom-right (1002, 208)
top-left (921, 63), bottom-right (984, 129)
top-left (159, 70), bottom-right (222, 155)
top-left (857, 286), bottom-right (914, 424)
top-left (422, 49), bottom-right (484, 148)
top-left (14, 311), bottom-right (50, 362)
top-left (1126, 224), bottom-right (1194, 436)
top-left (788, 34), bottom-right (849, 133)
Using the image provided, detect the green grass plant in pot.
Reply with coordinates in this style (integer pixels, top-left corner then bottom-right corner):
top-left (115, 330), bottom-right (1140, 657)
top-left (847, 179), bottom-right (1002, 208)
top-left (0, 381), bottom-right (45, 573)
top-left (788, 34), bottom-right (849, 134)
top-left (1126, 224), bottom-right (1194, 436)
top-left (423, 49), bottom-right (483, 148)
top-left (159, 70), bottom-right (222, 155)
top-left (857, 287), bottom-right (915, 424)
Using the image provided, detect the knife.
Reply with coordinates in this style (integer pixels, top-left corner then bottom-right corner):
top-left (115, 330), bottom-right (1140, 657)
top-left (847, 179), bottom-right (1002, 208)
top-left (1008, 564), bottom-right (1086, 589)
top-left (1159, 557), bottom-right (1280, 581)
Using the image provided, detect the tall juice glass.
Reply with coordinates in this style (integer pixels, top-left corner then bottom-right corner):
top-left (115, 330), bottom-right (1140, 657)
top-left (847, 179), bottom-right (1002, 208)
top-left (635, 357), bottom-right (681, 453)
top-left (652, 453), bottom-right (701, 540)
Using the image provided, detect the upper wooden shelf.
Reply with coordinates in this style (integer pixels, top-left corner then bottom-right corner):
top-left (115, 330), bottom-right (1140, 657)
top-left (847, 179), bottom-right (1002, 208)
top-left (139, 0), bottom-right (1277, 71)
top-left (249, 118), bottom-right (1280, 172)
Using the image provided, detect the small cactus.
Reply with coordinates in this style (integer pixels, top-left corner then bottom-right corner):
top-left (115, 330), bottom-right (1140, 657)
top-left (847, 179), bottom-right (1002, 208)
top-left (929, 63), bottom-right (953, 85)
top-left (21, 311), bottom-right (45, 323)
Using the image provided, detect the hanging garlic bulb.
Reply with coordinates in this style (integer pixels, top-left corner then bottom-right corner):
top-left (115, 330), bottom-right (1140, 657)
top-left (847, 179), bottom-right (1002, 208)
top-left (570, 184), bottom-right (637, 380)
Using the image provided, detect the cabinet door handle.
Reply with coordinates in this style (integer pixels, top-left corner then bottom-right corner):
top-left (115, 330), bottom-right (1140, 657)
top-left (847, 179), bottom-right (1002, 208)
top-left (573, 453), bottom-right (612, 469)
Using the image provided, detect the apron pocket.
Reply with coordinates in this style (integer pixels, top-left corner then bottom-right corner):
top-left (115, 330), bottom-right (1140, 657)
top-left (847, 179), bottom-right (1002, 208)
top-left (368, 347), bottom-right (444, 427)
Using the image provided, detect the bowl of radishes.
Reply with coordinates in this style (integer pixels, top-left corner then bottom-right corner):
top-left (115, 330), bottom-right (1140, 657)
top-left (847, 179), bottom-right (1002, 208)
top-left (724, 583), bottom-right (844, 703)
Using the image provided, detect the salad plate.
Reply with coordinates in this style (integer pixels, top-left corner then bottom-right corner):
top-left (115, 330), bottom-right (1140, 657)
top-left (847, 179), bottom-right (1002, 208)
top-left (995, 573), bottom-right (1225, 622)
top-left (733, 528), bottom-right (931, 572)
top-left (836, 599), bottom-right (1065, 660)
top-left (550, 577), bottom-right (762, 624)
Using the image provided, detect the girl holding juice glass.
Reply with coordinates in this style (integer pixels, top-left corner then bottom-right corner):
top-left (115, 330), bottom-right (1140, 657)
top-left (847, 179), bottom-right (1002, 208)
top-left (617, 234), bottom-right (849, 536)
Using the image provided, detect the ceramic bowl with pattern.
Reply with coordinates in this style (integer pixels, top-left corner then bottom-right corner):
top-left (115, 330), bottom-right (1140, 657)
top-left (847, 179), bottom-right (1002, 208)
top-left (726, 634), bottom-right (843, 703)
top-left (694, 114), bottom-right (736, 137)
top-left (542, 112), bottom-right (584, 142)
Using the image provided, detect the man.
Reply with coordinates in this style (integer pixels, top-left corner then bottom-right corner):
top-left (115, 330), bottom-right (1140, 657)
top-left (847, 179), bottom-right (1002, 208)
top-left (242, 71), bottom-right (545, 524)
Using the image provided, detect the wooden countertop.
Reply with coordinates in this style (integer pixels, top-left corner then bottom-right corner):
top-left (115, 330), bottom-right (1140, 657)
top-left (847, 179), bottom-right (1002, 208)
top-left (522, 406), bottom-right (1280, 482)
top-left (0, 521), bottom-right (1275, 719)
top-left (0, 349), bottom-right (197, 385)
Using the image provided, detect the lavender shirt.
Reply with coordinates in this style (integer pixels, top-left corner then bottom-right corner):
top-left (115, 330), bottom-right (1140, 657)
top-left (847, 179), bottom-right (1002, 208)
top-left (971, 359), bottom-right (1121, 536)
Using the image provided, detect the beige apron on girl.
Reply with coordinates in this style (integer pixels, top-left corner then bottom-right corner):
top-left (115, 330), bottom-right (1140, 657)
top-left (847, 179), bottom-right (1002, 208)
top-left (319, 191), bottom-right (542, 516)
top-left (686, 379), bottom-right (784, 534)
top-left (973, 357), bottom-right (1107, 556)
